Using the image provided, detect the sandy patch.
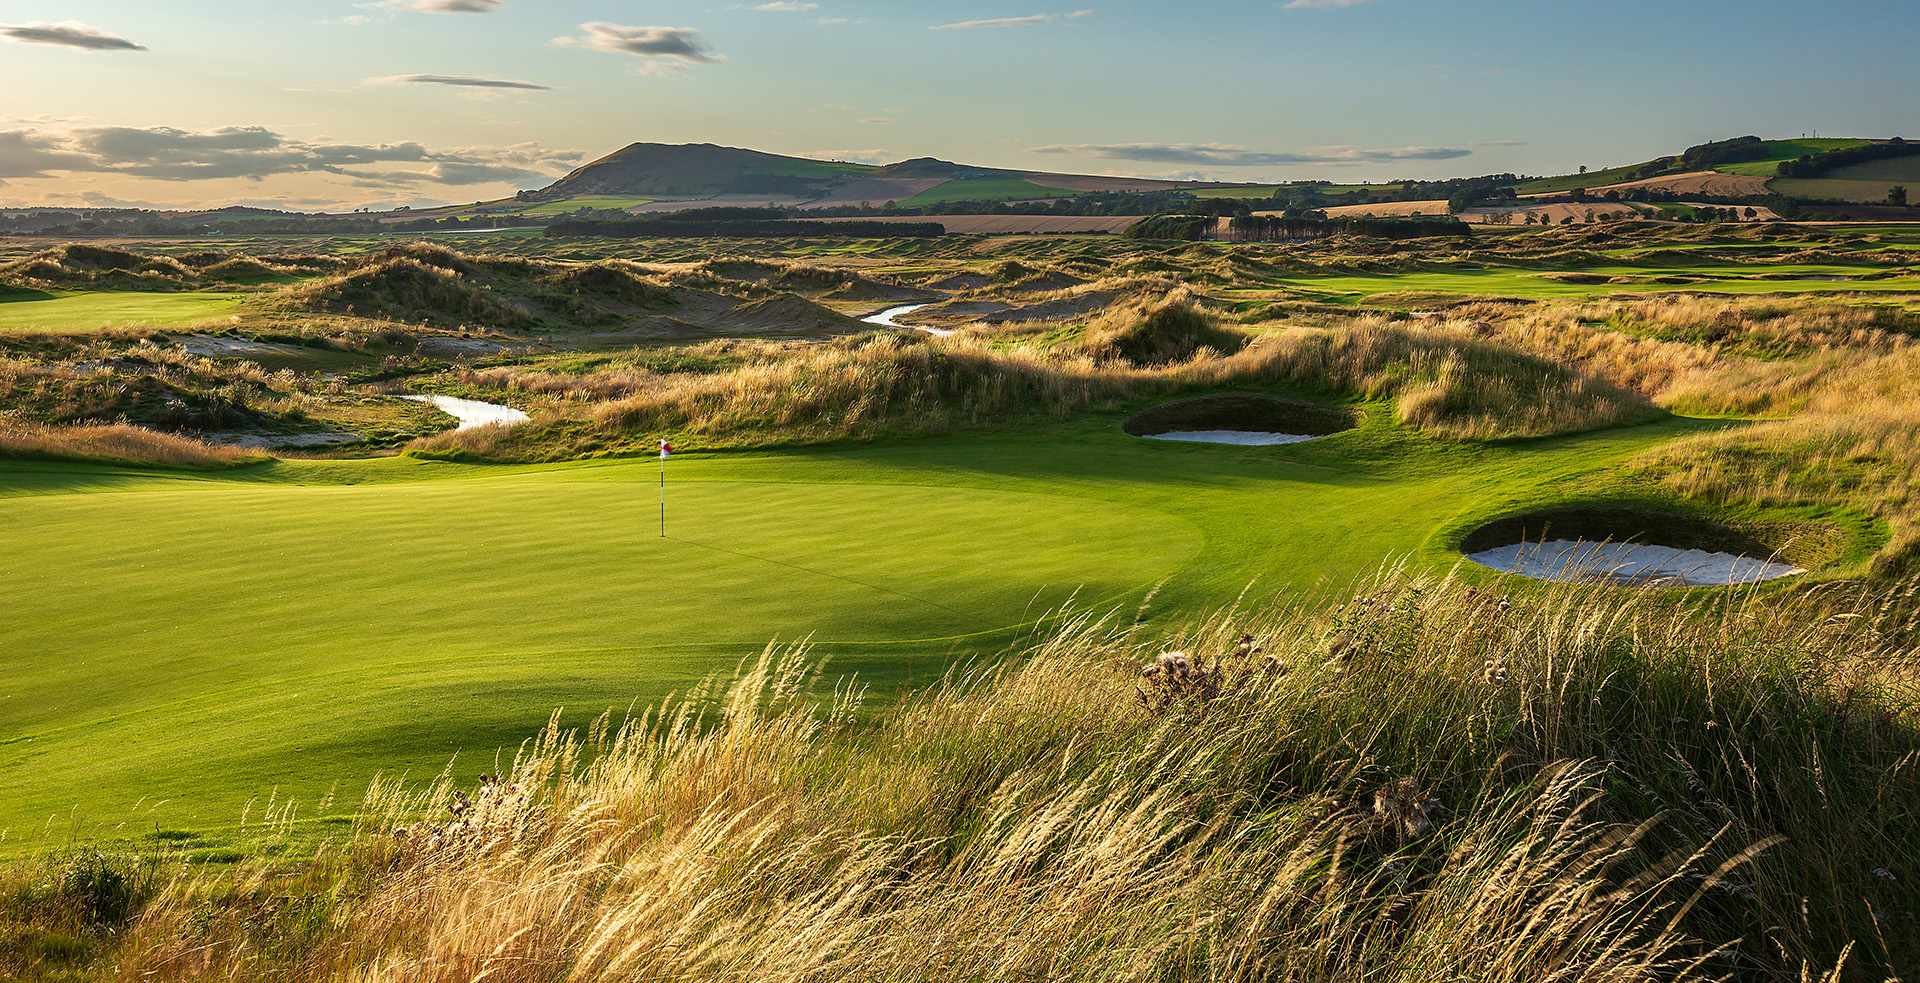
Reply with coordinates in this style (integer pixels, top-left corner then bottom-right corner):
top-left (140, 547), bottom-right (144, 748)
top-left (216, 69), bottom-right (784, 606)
top-left (400, 394), bottom-right (530, 430)
top-left (205, 430), bottom-right (361, 449)
top-left (1143, 430), bottom-right (1318, 446)
top-left (1467, 539), bottom-right (1802, 587)
top-left (861, 303), bottom-right (951, 336)
top-left (176, 335), bottom-right (307, 358)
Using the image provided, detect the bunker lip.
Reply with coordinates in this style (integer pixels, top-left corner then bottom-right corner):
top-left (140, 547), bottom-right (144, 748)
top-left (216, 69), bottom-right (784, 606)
top-left (1124, 394), bottom-right (1358, 443)
top-left (1459, 507), bottom-right (1820, 587)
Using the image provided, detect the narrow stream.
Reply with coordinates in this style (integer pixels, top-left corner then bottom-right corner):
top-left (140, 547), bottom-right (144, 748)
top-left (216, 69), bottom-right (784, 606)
top-left (862, 303), bottom-right (952, 336)
top-left (401, 394), bottom-right (531, 430)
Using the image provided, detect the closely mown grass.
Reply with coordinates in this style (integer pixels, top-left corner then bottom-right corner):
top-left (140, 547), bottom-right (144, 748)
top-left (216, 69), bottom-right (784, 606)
top-left (50, 567), bottom-right (1917, 982)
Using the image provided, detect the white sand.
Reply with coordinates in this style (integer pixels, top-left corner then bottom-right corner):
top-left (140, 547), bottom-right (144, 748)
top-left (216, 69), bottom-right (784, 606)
top-left (862, 303), bottom-right (951, 336)
top-left (1143, 430), bottom-right (1319, 446)
top-left (1468, 539), bottom-right (1803, 587)
top-left (401, 395), bottom-right (531, 430)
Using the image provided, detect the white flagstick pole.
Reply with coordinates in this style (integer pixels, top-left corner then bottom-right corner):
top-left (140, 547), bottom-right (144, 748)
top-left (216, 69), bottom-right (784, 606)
top-left (659, 440), bottom-right (666, 538)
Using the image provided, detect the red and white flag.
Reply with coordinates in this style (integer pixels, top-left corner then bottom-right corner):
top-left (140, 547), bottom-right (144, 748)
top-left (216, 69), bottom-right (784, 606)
top-left (659, 439), bottom-right (673, 459)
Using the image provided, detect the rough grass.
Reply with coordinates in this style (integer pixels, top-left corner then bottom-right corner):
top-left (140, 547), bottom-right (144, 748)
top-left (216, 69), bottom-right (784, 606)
top-left (81, 567), bottom-right (1920, 982)
top-left (0, 418), bottom-right (264, 467)
top-left (414, 303), bottom-right (1655, 459)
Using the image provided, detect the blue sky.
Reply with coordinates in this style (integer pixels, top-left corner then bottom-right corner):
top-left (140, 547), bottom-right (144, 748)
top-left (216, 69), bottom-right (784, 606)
top-left (1, 0), bottom-right (1915, 210)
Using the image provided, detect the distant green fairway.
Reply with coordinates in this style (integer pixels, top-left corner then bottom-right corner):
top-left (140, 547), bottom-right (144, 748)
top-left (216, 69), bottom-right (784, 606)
top-left (0, 291), bottom-right (248, 332)
top-left (1267, 264), bottom-right (1920, 302)
top-left (0, 411), bottom-right (1764, 848)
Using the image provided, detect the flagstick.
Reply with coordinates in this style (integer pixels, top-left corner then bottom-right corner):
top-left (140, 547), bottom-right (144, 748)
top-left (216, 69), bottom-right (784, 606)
top-left (659, 447), bottom-right (666, 538)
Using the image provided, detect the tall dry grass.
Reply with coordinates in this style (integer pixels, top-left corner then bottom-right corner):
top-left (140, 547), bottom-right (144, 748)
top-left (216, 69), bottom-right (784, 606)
top-left (103, 568), bottom-right (1919, 982)
top-left (0, 416), bottom-right (264, 467)
top-left (411, 304), bottom-right (1656, 459)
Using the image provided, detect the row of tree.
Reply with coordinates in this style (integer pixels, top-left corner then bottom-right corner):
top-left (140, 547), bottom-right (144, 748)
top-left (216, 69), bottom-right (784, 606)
top-left (545, 212), bottom-right (945, 239)
top-left (1776, 137), bottom-right (1915, 178)
top-left (1124, 214), bottom-right (1470, 241)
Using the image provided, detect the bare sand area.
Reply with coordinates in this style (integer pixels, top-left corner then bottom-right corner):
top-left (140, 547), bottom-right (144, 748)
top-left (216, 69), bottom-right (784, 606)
top-left (1467, 539), bottom-right (1803, 587)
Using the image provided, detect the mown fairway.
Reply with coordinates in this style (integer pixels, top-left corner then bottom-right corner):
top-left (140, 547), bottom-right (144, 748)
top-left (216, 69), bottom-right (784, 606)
top-left (0, 408), bottom-right (1740, 848)
top-left (0, 291), bottom-right (247, 333)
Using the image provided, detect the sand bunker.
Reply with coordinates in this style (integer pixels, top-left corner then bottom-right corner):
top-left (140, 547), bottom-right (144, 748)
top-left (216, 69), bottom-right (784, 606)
top-left (401, 395), bottom-right (530, 430)
top-left (862, 303), bottom-right (952, 336)
top-left (1460, 507), bottom-right (1815, 587)
top-left (1126, 394), bottom-right (1357, 445)
top-left (1144, 430), bottom-right (1319, 446)
top-left (1468, 539), bottom-right (1803, 587)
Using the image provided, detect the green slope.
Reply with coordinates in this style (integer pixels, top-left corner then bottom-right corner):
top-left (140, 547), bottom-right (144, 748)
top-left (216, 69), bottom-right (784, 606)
top-left (0, 406), bottom-right (1795, 850)
top-left (0, 291), bottom-right (249, 333)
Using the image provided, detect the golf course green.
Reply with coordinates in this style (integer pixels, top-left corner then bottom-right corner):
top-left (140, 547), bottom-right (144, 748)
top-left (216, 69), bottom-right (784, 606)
top-left (0, 404), bottom-right (1784, 850)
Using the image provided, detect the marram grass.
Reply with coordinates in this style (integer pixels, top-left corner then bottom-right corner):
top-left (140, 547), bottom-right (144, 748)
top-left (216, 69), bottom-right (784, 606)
top-left (33, 565), bottom-right (1917, 983)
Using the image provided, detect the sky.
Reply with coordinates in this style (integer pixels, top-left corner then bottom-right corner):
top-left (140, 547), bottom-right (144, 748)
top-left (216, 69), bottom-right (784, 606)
top-left (1, 0), bottom-right (1916, 212)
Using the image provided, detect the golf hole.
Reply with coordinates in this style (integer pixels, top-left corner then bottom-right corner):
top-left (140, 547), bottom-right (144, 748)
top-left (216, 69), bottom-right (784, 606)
top-left (1460, 507), bottom-right (1814, 587)
top-left (1125, 394), bottom-right (1358, 446)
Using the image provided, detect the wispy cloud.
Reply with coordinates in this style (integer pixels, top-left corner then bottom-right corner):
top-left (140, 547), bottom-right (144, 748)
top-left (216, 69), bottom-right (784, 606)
top-left (553, 23), bottom-right (723, 75)
top-left (367, 74), bottom-right (551, 90)
top-left (1029, 142), bottom-right (1472, 166)
top-left (1281, 0), bottom-right (1378, 8)
top-left (0, 123), bottom-right (580, 188)
top-left (930, 9), bottom-right (1092, 30)
top-left (0, 21), bottom-right (144, 51)
top-left (366, 0), bottom-right (509, 13)
top-left (751, 2), bottom-right (818, 10)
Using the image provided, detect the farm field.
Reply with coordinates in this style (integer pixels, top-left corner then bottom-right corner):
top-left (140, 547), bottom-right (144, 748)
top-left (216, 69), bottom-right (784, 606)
top-left (0, 405), bottom-right (1745, 850)
top-left (899, 177), bottom-right (1079, 206)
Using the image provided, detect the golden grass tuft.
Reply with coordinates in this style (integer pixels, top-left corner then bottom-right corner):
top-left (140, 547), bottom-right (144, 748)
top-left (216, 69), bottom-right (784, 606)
top-left (0, 417), bottom-right (265, 467)
top-left (99, 568), bottom-right (1920, 981)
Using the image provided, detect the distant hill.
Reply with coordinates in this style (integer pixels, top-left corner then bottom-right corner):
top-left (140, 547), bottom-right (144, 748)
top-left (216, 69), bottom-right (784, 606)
top-left (531, 143), bottom-right (873, 200)
top-left (513, 143), bottom-right (1225, 214)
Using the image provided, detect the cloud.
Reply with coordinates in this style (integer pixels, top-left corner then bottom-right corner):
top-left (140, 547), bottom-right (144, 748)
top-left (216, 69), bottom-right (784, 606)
top-left (0, 21), bottom-right (144, 50)
top-left (553, 23), bottom-right (722, 74)
top-left (750, 2), bottom-right (818, 10)
top-left (860, 117), bottom-right (894, 125)
top-left (807, 148), bottom-right (889, 165)
top-left (0, 130), bottom-right (103, 178)
top-left (1281, 0), bottom-right (1377, 8)
top-left (0, 123), bottom-right (580, 188)
top-left (367, 74), bottom-right (551, 90)
top-left (1028, 142), bottom-right (1472, 166)
top-left (365, 0), bottom-right (509, 13)
top-left (930, 9), bottom-right (1092, 30)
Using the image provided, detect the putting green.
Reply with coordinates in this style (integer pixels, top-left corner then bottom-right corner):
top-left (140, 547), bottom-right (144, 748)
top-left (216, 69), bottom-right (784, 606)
top-left (0, 413), bottom-right (1767, 845)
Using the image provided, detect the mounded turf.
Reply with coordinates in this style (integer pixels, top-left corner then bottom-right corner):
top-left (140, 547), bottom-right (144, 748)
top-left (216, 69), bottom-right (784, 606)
top-left (0, 407), bottom-right (1790, 850)
top-left (0, 291), bottom-right (248, 333)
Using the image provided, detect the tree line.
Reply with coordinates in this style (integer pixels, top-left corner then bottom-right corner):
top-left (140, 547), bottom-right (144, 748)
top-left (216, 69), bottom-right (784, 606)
top-left (1776, 137), bottom-right (1916, 178)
